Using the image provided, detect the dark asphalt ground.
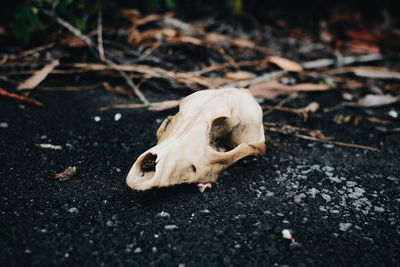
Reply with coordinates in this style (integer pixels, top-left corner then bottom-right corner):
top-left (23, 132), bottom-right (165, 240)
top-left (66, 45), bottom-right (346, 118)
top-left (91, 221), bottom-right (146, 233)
top-left (0, 89), bottom-right (399, 266)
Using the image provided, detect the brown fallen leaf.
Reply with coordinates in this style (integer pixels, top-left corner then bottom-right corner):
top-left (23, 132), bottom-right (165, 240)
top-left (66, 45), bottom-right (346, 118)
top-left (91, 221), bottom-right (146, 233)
top-left (353, 68), bottom-right (400, 80)
top-left (225, 71), bottom-right (255, 80)
top-left (54, 166), bottom-right (77, 181)
top-left (267, 56), bottom-right (303, 72)
top-left (346, 94), bottom-right (399, 108)
top-left (249, 81), bottom-right (331, 100)
top-left (17, 60), bottom-right (59, 90)
top-left (333, 114), bottom-right (362, 125)
top-left (0, 88), bottom-right (43, 106)
top-left (262, 102), bottom-right (319, 121)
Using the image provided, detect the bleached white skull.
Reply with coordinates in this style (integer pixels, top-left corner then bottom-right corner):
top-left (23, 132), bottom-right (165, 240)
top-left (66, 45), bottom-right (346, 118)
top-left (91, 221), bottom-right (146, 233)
top-left (126, 88), bottom-right (266, 191)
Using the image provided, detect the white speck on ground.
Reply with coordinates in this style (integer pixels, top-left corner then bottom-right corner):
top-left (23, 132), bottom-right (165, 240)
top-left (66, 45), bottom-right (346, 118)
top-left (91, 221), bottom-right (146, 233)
top-left (388, 109), bottom-right (398, 118)
top-left (308, 188), bottom-right (320, 198)
top-left (68, 207), bottom-right (79, 213)
top-left (38, 144), bottom-right (62, 150)
top-left (0, 122), bottom-right (8, 128)
top-left (294, 193), bottom-right (306, 203)
top-left (114, 113), bottom-right (121, 121)
top-left (164, 225), bottom-right (178, 230)
top-left (328, 176), bottom-right (342, 183)
top-left (134, 247), bottom-right (142, 253)
top-left (323, 144), bottom-right (334, 148)
top-left (339, 222), bottom-right (352, 231)
top-left (346, 181), bottom-right (357, 187)
top-left (322, 166), bottom-right (335, 172)
top-left (374, 206), bottom-right (385, 213)
top-left (348, 187), bottom-right (366, 199)
top-left (321, 194), bottom-right (332, 202)
top-left (94, 116), bottom-right (101, 122)
top-left (282, 229), bottom-right (292, 239)
top-left (157, 211), bottom-right (171, 218)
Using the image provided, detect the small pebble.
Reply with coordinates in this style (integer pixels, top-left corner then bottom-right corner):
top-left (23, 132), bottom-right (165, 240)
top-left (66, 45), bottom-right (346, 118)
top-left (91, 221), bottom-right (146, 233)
top-left (164, 224), bottom-right (178, 230)
top-left (94, 116), bottom-right (101, 122)
top-left (388, 110), bottom-right (398, 118)
top-left (339, 222), bottom-right (352, 231)
top-left (68, 207), bottom-right (79, 213)
top-left (114, 113), bottom-right (122, 121)
top-left (157, 211), bottom-right (171, 218)
top-left (0, 122), bottom-right (8, 128)
top-left (134, 247), bottom-right (142, 253)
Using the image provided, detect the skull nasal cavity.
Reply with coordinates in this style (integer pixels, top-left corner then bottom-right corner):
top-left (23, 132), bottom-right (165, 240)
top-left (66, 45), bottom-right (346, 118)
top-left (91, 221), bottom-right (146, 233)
top-left (141, 153), bottom-right (157, 172)
top-left (210, 117), bottom-right (235, 152)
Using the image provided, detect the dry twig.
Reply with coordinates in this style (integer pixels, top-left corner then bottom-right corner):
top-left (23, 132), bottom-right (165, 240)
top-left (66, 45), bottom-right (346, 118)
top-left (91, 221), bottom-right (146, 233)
top-left (0, 88), bottom-right (43, 106)
top-left (41, 9), bottom-right (149, 104)
top-left (264, 123), bottom-right (380, 151)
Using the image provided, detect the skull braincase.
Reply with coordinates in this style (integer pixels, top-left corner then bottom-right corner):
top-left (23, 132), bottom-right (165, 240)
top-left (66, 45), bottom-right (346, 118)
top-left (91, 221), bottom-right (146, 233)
top-left (126, 88), bottom-right (266, 191)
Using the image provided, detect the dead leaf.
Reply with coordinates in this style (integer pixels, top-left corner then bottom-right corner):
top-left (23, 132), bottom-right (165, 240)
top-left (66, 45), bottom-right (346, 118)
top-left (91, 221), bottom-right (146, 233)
top-left (127, 28), bottom-right (177, 46)
top-left (333, 114), bottom-right (362, 125)
top-left (353, 68), bottom-right (400, 80)
top-left (249, 81), bottom-right (331, 100)
top-left (346, 94), bottom-right (399, 107)
top-left (38, 144), bottom-right (62, 150)
top-left (347, 41), bottom-right (380, 54)
top-left (225, 71), bottom-right (255, 80)
top-left (54, 166), bottom-right (77, 181)
top-left (17, 60), bottom-right (59, 90)
top-left (267, 56), bottom-right (303, 72)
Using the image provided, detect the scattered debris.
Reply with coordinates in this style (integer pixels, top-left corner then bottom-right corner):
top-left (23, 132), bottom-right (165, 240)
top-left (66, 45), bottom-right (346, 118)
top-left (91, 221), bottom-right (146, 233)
top-left (114, 113), bottom-right (122, 121)
top-left (157, 211), bottom-right (171, 218)
top-left (264, 122), bottom-right (380, 151)
top-left (353, 68), bottom-right (400, 80)
top-left (38, 144), bottom-right (63, 150)
top-left (339, 223), bottom-right (352, 231)
top-left (0, 88), bottom-right (44, 106)
top-left (164, 225), bottom-right (178, 230)
top-left (17, 60), bottom-right (60, 90)
top-left (250, 81), bottom-right (331, 100)
top-left (282, 229), bottom-right (296, 243)
top-left (346, 94), bottom-right (399, 108)
top-left (267, 56), bottom-right (303, 72)
top-left (68, 207), bottom-right (79, 213)
top-left (197, 183), bottom-right (212, 193)
top-left (54, 166), bottom-right (77, 181)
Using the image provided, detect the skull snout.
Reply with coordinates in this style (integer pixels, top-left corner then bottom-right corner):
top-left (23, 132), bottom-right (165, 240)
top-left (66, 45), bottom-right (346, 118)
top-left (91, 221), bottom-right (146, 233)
top-left (126, 152), bottom-right (160, 191)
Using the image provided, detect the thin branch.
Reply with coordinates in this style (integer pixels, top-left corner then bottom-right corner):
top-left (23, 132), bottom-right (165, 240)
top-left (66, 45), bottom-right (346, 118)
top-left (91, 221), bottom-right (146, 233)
top-left (40, 8), bottom-right (149, 104)
top-left (0, 88), bottom-right (43, 106)
top-left (264, 124), bottom-right (380, 152)
top-left (97, 11), bottom-right (105, 61)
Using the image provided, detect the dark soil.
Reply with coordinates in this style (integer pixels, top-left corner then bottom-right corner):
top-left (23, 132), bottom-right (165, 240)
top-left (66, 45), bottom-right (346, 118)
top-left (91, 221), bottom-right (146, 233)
top-left (0, 88), bottom-right (399, 266)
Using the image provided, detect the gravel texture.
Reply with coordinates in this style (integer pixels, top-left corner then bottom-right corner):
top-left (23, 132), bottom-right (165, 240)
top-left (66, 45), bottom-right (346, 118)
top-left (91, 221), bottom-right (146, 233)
top-left (0, 89), bottom-right (399, 266)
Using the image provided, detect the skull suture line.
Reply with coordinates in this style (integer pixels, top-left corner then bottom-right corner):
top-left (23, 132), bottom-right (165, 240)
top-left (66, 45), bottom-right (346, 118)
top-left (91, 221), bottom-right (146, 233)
top-left (126, 88), bottom-right (266, 191)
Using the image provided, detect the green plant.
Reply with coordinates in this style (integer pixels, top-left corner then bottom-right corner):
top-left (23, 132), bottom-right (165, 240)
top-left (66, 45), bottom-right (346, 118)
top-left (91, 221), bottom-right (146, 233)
top-left (226, 0), bottom-right (244, 14)
top-left (13, 0), bottom-right (107, 41)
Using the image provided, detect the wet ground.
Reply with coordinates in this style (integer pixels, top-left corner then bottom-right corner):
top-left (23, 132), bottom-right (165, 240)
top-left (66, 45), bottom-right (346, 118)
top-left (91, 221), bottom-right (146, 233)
top-left (0, 89), bottom-right (399, 266)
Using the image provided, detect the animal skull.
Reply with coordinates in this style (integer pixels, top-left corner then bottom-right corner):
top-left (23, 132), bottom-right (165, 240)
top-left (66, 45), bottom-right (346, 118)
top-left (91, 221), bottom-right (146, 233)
top-left (126, 88), bottom-right (266, 191)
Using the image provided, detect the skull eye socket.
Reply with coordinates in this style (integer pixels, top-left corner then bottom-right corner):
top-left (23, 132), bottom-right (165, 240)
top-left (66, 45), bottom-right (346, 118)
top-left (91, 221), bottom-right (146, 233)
top-left (140, 153), bottom-right (157, 173)
top-left (209, 117), bottom-right (236, 152)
